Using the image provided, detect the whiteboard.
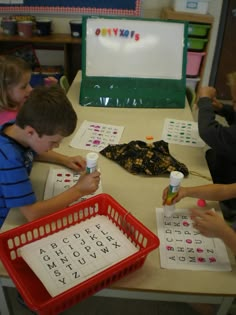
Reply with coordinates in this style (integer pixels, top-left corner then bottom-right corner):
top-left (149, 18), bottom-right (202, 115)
top-left (86, 18), bottom-right (185, 80)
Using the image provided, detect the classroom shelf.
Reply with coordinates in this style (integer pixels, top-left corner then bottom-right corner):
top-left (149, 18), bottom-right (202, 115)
top-left (0, 33), bottom-right (82, 83)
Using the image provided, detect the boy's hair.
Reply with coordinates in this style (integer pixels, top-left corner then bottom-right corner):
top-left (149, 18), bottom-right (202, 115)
top-left (16, 85), bottom-right (77, 137)
top-left (0, 55), bottom-right (32, 110)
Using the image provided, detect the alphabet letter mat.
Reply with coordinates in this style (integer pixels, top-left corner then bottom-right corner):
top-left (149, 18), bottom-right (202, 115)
top-left (44, 168), bottom-right (102, 203)
top-left (20, 215), bottom-right (138, 297)
top-left (156, 208), bottom-right (231, 271)
top-left (162, 118), bottom-right (205, 147)
top-left (70, 120), bottom-right (124, 152)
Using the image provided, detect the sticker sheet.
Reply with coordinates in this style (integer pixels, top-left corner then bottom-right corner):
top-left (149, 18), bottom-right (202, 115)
top-left (20, 215), bottom-right (138, 297)
top-left (44, 168), bottom-right (102, 204)
top-left (156, 208), bottom-right (231, 271)
top-left (162, 118), bottom-right (205, 147)
top-left (70, 120), bottom-right (124, 152)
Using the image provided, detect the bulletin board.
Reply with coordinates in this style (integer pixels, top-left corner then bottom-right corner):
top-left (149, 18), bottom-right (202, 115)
top-left (0, 0), bottom-right (141, 16)
top-left (80, 16), bottom-right (188, 108)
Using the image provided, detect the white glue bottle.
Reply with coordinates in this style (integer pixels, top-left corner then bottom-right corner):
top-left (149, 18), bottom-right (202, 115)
top-left (164, 171), bottom-right (184, 217)
top-left (86, 152), bottom-right (99, 174)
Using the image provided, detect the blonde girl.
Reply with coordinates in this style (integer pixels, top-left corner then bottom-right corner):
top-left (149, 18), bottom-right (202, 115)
top-left (0, 55), bottom-right (33, 125)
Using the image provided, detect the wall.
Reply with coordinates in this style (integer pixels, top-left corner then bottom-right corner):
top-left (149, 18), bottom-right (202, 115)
top-left (0, 0), bottom-right (223, 85)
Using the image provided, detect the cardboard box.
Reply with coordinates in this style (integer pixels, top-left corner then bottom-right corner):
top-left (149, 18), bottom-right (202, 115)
top-left (173, 0), bottom-right (211, 14)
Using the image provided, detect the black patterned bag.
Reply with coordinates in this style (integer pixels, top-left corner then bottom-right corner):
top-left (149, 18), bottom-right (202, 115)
top-left (100, 140), bottom-right (189, 176)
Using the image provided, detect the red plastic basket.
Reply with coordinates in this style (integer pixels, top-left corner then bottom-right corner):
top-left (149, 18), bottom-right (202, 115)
top-left (0, 193), bottom-right (159, 315)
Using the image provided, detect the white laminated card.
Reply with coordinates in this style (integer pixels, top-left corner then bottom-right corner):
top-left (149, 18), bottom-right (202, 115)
top-left (156, 208), bottom-right (231, 271)
top-left (20, 215), bottom-right (138, 297)
top-left (44, 168), bottom-right (102, 204)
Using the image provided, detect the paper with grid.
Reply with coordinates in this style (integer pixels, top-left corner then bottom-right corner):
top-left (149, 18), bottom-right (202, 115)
top-left (44, 168), bottom-right (102, 204)
top-left (162, 118), bottom-right (205, 147)
top-left (156, 208), bottom-right (231, 271)
top-left (70, 120), bottom-right (124, 152)
top-left (20, 215), bottom-right (138, 297)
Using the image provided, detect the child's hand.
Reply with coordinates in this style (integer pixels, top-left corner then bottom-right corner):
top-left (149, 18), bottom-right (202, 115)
top-left (162, 186), bottom-right (186, 205)
top-left (212, 97), bottom-right (223, 111)
top-left (190, 208), bottom-right (227, 238)
top-left (44, 76), bottom-right (58, 86)
top-left (198, 86), bottom-right (216, 99)
top-left (75, 171), bottom-right (100, 195)
top-left (162, 186), bottom-right (169, 205)
top-left (197, 86), bottom-right (223, 111)
top-left (66, 155), bottom-right (86, 172)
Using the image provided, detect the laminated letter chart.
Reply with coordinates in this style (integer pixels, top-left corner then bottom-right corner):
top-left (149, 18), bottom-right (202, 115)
top-left (162, 118), bottom-right (205, 147)
top-left (20, 215), bottom-right (138, 297)
top-left (44, 168), bottom-right (103, 204)
top-left (156, 208), bottom-right (231, 271)
top-left (70, 120), bottom-right (124, 152)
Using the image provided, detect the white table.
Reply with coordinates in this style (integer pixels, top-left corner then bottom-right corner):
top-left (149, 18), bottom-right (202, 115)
top-left (0, 71), bottom-right (235, 315)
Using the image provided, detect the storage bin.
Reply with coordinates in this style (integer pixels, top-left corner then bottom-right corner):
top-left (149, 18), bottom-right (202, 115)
top-left (0, 193), bottom-right (159, 315)
top-left (173, 0), bottom-right (211, 14)
top-left (187, 51), bottom-right (205, 77)
top-left (186, 77), bottom-right (200, 91)
top-left (187, 37), bottom-right (208, 51)
top-left (188, 23), bottom-right (210, 37)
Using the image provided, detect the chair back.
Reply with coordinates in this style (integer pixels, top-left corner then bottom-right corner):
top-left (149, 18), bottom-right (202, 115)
top-left (60, 75), bottom-right (70, 93)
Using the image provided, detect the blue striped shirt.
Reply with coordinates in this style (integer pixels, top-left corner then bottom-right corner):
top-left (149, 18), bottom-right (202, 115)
top-left (0, 122), bottom-right (36, 228)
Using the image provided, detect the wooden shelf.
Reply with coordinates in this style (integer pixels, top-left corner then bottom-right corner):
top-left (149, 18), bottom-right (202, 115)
top-left (0, 33), bottom-right (82, 83)
top-left (0, 33), bottom-right (81, 44)
top-left (160, 8), bottom-right (214, 24)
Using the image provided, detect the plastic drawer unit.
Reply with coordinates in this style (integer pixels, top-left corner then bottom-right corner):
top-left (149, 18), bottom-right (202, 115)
top-left (187, 51), bottom-right (206, 77)
top-left (188, 23), bottom-right (210, 37)
top-left (186, 77), bottom-right (200, 90)
top-left (187, 37), bottom-right (208, 51)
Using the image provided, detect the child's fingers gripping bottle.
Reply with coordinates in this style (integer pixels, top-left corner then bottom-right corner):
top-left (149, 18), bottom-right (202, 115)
top-left (86, 152), bottom-right (99, 174)
top-left (164, 171), bottom-right (184, 217)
